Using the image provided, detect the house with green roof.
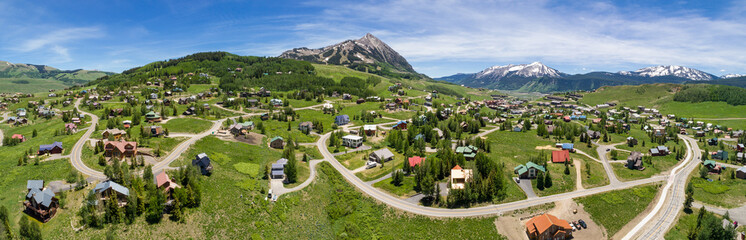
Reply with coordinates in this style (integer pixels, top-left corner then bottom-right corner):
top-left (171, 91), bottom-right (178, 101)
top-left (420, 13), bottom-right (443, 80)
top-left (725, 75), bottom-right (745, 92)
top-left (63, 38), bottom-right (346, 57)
top-left (455, 145), bottom-right (478, 160)
top-left (270, 136), bottom-right (284, 149)
top-left (514, 162), bottom-right (546, 179)
top-left (145, 111), bottom-right (162, 122)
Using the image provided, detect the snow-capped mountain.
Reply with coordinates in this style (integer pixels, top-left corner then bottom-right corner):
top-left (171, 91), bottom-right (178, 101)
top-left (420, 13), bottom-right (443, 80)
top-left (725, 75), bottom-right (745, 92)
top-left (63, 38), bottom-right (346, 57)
top-left (619, 65), bottom-right (716, 81)
top-left (279, 33), bottom-right (416, 73)
top-left (721, 73), bottom-right (745, 79)
top-left (474, 62), bottom-right (563, 80)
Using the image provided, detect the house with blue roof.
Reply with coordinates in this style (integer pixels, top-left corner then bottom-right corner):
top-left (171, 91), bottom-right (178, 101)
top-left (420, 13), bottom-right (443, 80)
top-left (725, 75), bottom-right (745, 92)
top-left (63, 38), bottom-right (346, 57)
top-left (24, 180), bottom-right (58, 222)
top-left (94, 180), bottom-right (130, 206)
top-left (561, 143), bottom-right (574, 152)
top-left (193, 153), bottom-right (213, 175)
top-left (38, 142), bottom-right (63, 155)
top-left (393, 120), bottom-right (408, 130)
top-left (335, 115), bottom-right (350, 126)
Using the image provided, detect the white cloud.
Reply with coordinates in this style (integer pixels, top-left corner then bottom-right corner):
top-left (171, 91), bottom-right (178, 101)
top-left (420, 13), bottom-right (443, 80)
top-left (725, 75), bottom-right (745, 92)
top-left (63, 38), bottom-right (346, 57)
top-left (295, 0), bottom-right (746, 75)
top-left (15, 27), bottom-right (104, 63)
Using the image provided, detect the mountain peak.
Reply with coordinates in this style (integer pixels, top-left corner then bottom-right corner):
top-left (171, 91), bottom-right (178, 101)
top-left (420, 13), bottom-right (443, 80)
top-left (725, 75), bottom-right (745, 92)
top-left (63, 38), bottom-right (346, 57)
top-left (619, 65), bottom-right (716, 81)
top-left (279, 33), bottom-right (415, 73)
top-left (476, 62), bottom-right (563, 80)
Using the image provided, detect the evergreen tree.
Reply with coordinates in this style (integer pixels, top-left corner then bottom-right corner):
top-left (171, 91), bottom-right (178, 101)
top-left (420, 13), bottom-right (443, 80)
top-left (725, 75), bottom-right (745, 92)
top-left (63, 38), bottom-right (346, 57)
top-left (684, 182), bottom-right (694, 211)
top-left (285, 157), bottom-right (297, 183)
top-left (537, 172), bottom-right (545, 190)
top-left (544, 171), bottom-right (553, 188)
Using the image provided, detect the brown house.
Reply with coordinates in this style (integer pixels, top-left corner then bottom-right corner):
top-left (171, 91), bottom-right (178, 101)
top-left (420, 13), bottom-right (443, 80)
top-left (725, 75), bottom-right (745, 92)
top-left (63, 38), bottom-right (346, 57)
top-left (102, 128), bottom-right (126, 140)
top-left (104, 140), bottom-right (138, 158)
top-left (24, 180), bottom-right (58, 222)
top-left (525, 213), bottom-right (573, 240)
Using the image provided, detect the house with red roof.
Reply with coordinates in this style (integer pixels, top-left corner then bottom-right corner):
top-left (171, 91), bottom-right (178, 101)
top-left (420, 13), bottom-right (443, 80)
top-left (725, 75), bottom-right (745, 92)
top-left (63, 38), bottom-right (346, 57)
top-left (12, 134), bottom-right (25, 142)
top-left (525, 213), bottom-right (573, 240)
top-left (551, 150), bottom-right (570, 163)
top-left (104, 140), bottom-right (138, 158)
top-left (408, 156), bottom-right (425, 168)
top-left (154, 171), bottom-right (180, 199)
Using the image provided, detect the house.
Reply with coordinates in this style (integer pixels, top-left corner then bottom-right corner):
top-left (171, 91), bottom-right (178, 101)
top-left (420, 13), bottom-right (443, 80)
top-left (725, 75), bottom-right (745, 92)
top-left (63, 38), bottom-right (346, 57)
top-left (24, 180), bottom-right (58, 222)
top-left (392, 121), bottom-right (408, 130)
top-left (711, 150), bottom-right (728, 161)
top-left (514, 162), bottom-right (547, 179)
top-left (408, 156), bottom-right (425, 168)
top-left (356, 98), bottom-right (365, 104)
top-left (586, 130), bottom-right (601, 139)
top-left (703, 160), bottom-right (722, 173)
top-left (335, 115), bottom-right (350, 126)
top-left (123, 120), bottom-right (132, 129)
top-left (104, 140), bottom-right (138, 158)
top-left (560, 143), bottom-right (574, 152)
top-left (513, 125), bottom-right (523, 132)
top-left (192, 153), bottom-right (213, 175)
top-left (38, 142), bottom-right (63, 155)
top-left (738, 152), bottom-right (744, 162)
top-left (737, 144), bottom-right (745, 152)
top-left (154, 171), bottom-right (180, 196)
top-left (627, 151), bottom-right (644, 170)
top-left (708, 138), bottom-right (719, 146)
top-left (627, 137), bottom-right (638, 146)
top-left (271, 158), bottom-right (288, 179)
top-left (150, 93), bottom-right (158, 99)
top-left (455, 145), bottom-right (478, 160)
top-left (150, 126), bottom-right (164, 136)
top-left (450, 165), bottom-right (473, 190)
top-left (363, 125), bottom-right (377, 136)
top-left (65, 123), bottom-right (77, 132)
top-left (102, 128), bottom-right (126, 140)
top-left (260, 113), bottom-right (269, 120)
top-left (649, 146), bottom-right (669, 156)
top-left (230, 122), bottom-right (254, 135)
top-left (145, 111), bottom-right (162, 122)
top-left (298, 121), bottom-right (314, 132)
top-left (551, 150), bottom-right (570, 163)
top-left (93, 180), bottom-right (130, 206)
top-left (12, 134), bottom-right (26, 142)
top-left (369, 148), bottom-right (395, 163)
top-left (342, 135), bottom-right (363, 148)
top-left (736, 166), bottom-right (746, 179)
top-left (270, 98), bottom-right (283, 106)
top-left (525, 213), bottom-right (573, 240)
top-left (269, 136), bottom-right (284, 149)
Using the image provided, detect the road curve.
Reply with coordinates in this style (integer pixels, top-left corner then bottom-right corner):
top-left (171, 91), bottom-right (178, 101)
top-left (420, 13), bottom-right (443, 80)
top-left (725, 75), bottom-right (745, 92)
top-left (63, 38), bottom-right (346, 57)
top-left (623, 135), bottom-right (701, 240)
top-left (69, 98), bottom-right (107, 180)
top-left (316, 132), bottom-right (666, 217)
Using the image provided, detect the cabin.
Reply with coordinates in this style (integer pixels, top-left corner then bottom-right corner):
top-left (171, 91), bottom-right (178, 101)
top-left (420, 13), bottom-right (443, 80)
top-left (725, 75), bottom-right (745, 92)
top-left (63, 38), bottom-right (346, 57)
top-left (627, 137), bottom-right (638, 146)
top-left (408, 156), bottom-right (425, 168)
top-left (192, 153), bottom-right (213, 175)
top-left (24, 180), bottom-right (58, 222)
top-left (551, 150), bottom-right (570, 163)
top-left (65, 123), bottom-right (78, 132)
top-left (525, 213), bottom-right (573, 240)
top-left (711, 150), bottom-right (728, 161)
top-left (449, 165), bottom-right (473, 190)
top-left (298, 121), bottom-right (314, 132)
top-left (150, 126), bottom-right (164, 137)
top-left (102, 128), bottom-right (126, 140)
top-left (736, 166), bottom-right (746, 179)
top-left (369, 148), bottom-right (395, 163)
top-left (270, 98), bottom-right (283, 106)
top-left (154, 171), bottom-right (180, 198)
top-left (230, 122), bottom-right (254, 135)
top-left (703, 160), bottom-right (722, 174)
top-left (38, 142), bottom-right (63, 155)
top-left (104, 140), bottom-right (138, 158)
top-left (271, 158), bottom-right (288, 179)
top-left (455, 145), bottom-right (478, 160)
top-left (514, 162), bottom-right (547, 179)
top-left (363, 125), bottom-right (377, 136)
top-left (145, 111), bottom-right (162, 122)
top-left (649, 146), bottom-right (669, 156)
top-left (335, 115), bottom-right (350, 126)
top-left (93, 180), bottom-right (130, 207)
top-left (269, 136), bottom-right (284, 149)
top-left (585, 130), bottom-right (601, 139)
top-left (627, 151), bottom-right (644, 170)
top-left (12, 134), bottom-right (26, 142)
top-left (392, 121), bottom-right (408, 130)
top-left (342, 135), bottom-right (363, 148)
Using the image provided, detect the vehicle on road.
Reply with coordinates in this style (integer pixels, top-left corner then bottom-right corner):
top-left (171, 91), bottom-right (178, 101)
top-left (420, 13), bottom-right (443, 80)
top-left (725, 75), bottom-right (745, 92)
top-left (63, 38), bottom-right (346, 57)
top-left (606, 148), bottom-right (610, 152)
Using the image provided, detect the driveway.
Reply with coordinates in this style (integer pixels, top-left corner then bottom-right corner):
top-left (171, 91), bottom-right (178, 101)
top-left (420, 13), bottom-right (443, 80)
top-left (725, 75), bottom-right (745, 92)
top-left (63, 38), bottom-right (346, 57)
top-left (515, 178), bottom-right (537, 198)
top-left (332, 144), bottom-right (372, 156)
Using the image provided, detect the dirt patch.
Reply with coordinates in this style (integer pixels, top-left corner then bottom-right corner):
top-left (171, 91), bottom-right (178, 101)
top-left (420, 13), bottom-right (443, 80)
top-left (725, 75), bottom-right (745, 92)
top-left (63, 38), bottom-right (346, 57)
top-left (495, 200), bottom-right (606, 240)
top-left (535, 145), bottom-right (558, 150)
top-left (551, 199), bottom-right (607, 240)
top-left (221, 132), bottom-right (265, 145)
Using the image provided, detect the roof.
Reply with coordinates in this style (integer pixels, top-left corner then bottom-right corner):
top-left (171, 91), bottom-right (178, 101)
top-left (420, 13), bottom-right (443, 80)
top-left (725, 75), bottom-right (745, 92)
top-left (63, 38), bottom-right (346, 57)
top-left (335, 115), bottom-right (350, 122)
top-left (561, 143), bottom-right (574, 149)
top-left (94, 180), bottom-right (130, 196)
top-left (526, 162), bottom-right (547, 172)
top-left (408, 156), bottom-right (425, 167)
top-left (525, 214), bottom-right (571, 236)
top-left (276, 158), bottom-right (288, 165)
top-left (703, 160), bottom-right (717, 167)
top-left (452, 165), bottom-right (462, 170)
top-left (12, 134), bottom-right (24, 139)
top-left (363, 125), bottom-right (377, 131)
top-left (551, 150), bottom-right (570, 163)
top-left (39, 142), bottom-right (63, 151)
top-left (105, 140), bottom-right (137, 153)
top-left (27, 180), bottom-right (44, 190)
top-left (737, 166), bottom-right (746, 173)
top-left (371, 148), bottom-right (394, 159)
top-left (103, 128), bottom-right (126, 136)
top-left (342, 135), bottom-right (363, 140)
top-left (271, 163), bottom-right (285, 170)
top-left (154, 171), bottom-right (180, 191)
top-left (628, 151), bottom-right (643, 161)
top-left (450, 166), bottom-right (472, 180)
top-left (28, 188), bottom-right (56, 208)
top-left (270, 136), bottom-right (284, 142)
top-left (271, 170), bottom-right (284, 176)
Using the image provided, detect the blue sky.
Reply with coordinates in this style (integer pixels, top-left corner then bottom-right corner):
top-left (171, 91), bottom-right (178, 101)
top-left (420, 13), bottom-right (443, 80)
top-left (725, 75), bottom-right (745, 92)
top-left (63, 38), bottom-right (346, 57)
top-left (1, 0), bottom-right (745, 77)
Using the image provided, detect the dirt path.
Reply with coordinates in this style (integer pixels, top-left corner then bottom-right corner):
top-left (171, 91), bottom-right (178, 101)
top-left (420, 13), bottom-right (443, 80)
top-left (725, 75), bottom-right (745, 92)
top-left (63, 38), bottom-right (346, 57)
top-left (575, 159), bottom-right (584, 191)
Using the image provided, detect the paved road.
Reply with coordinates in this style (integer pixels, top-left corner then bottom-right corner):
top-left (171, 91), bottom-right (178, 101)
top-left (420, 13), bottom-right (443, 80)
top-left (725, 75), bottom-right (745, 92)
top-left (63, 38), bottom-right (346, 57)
top-left (691, 202), bottom-right (746, 224)
top-left (317, 131), bottom-right (667, 217)
top-left (271, 160), bottom-right (323, 197)
top-left (623, 135), bottom-right (701, 240)
top-left (69, 98), bottom-right (107, 180)
top-left (595, 145), bottom-right (622, 185)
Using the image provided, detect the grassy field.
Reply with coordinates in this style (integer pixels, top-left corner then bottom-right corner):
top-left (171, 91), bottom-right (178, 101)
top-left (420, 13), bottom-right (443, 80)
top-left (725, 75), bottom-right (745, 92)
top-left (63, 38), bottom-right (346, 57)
top-left (532, 162), bottom-right (576, 196)
top-left (355, 147), bottom-right (404, 181)
top-left (0, 78), bottom-right (70, 93)
top-left (372, 175), bottom-right (418, 198)
top-left (689, 172), bottom-right (746, 209)
top-left (337, 151), bottom-right (369, 170)
top-left (579, 157), bottom-right (609, 188)
top-left (1, 117), bottom-right (87, 156)
top-left (664, 208), bottom-right (731, 240)
top-left (575, 184), bottom-right (660, 237)
top-left (161, 118), bottom-right (213, 134)
top-left (612, 154), bottom-right (680, 181)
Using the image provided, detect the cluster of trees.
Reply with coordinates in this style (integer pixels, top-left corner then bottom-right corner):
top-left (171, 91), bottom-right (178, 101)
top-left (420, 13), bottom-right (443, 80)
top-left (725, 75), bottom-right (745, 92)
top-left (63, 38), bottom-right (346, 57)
top-left (674, 85), bottom-right (746, 106)
top-left (685, 206), bottom-right (737, 239)
top-left (283, 142), bottom-right (298, 183)
top-left (445, 152), bottom-right (508, 207)
top-left (79, 166), bottom-right (202, 228)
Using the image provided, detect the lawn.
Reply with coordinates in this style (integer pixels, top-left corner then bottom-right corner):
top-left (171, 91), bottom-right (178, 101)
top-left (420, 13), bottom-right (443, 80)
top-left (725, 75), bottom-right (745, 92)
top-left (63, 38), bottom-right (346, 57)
top-left (1, 117), bottom-right (87, 156)
top-left (337, 151), bottom-right (369, 170)
top-left (612, 154), bottom-right (680, 181)
top-left (689, 173), bottom-right (746, 209)
top-left (355, 147), bottom-right (404, 181)
top-left (575, 184), bottom-right (660, 237)
top-left (251, 117), bottom-right (319, 143)
top-left (532, 162), bottom-right (576, 197)
top-left (161, 118), bottom-right (213, 134)
top-left (578, 157), bottom-right (609, 189)
top-left (372, 175), bottom-right (418, 198)
top-left (284, 159), bottom-right (310, 188)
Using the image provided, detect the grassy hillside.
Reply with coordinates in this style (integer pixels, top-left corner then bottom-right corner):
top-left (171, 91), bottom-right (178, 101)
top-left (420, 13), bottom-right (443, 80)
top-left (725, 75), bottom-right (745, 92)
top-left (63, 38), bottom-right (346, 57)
top-left (0, 61), bottom-right (113, 93)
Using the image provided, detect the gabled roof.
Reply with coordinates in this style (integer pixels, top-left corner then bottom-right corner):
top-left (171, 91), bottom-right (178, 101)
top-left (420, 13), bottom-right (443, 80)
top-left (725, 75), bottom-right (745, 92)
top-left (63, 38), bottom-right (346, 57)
top-left (342, 135), bottom-right (363, 140)
top-left (154, 171), bottom-right (180, 191)
top-left (39, 142), bottom-right (63, 151)
top-left (94, 180), bottom-right (129, 196)
top-left (737, 166), bottom-right (746, 173)
top-left (276, 158), bottom-right (288, 165)
top-left (335, 115), bottom-right (350, 122)
top-left (408, 156), bottom-right (425, 167)
top-left (371, 148), bottom-right (394, 159)
top-left (561, 143), bottom-right (574, 149)
top-left (105, 140), bottom-right (137, 152)
top-left (270, 136), bottom-right (284, 142)
top-left (27, 180), bottom-right (44, 191)
top-left (363, 125), bottom-right (376, 131)
top-left (28, 188), bottom-right (56, 208)
top-left (551, 150), bottom-right (570, 163)
top-left (525, 214), bottom-right (571, 236)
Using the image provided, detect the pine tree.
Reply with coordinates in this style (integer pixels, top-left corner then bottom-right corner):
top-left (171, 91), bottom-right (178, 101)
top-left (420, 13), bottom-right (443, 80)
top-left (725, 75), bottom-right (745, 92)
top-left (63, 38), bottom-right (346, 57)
top-left (564, 164), bottom-right (570, 175)
top-left (684, 182), bottom-right (694, 211)
top-left (285, 158), bottom-right (297, 183)
top-left (544, 171), bottom-right (553, 188)
top-left (537, 172), bottom-right (545, 190)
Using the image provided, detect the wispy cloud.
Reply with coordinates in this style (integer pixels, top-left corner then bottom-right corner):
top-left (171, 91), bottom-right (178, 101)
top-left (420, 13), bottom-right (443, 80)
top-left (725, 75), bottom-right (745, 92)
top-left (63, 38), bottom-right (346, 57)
top-left (19, 27), bottom-right (103, 52)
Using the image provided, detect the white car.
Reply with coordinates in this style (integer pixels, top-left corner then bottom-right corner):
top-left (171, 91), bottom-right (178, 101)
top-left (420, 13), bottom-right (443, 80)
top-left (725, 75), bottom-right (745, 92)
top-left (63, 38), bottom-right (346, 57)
top-left (366, 161), bottom-right (377, 169)
top-left (570, 223), bottom-right (577, 231)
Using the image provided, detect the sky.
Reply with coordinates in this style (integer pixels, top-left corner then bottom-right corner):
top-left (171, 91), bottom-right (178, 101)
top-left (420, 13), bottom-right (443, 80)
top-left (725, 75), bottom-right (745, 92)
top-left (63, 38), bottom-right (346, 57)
top-left (1, 0), bottom-right (745, 78)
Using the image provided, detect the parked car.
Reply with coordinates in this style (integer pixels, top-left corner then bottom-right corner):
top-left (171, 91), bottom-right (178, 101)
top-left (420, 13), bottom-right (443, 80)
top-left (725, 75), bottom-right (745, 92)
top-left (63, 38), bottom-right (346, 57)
top-left (578, 219), bottom-right (587, 229)
top-left (266, 189), bottom-right (273, 201)
top-left (366, 161), bottom-right (377, 169)
top-left (570, 223), bottom-right (577, 231)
